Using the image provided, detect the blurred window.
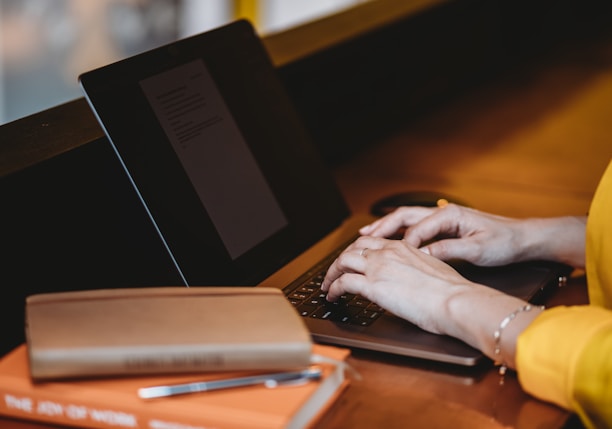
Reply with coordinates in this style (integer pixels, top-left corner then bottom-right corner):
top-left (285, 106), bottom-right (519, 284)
top-left (0, 0), bottom-right (366, 124)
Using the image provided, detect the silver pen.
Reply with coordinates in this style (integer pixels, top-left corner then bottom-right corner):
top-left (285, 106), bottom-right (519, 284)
top-left (138, 367), bottom-right (323, 399)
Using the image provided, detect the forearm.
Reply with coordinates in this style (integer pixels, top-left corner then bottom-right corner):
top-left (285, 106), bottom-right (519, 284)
top-left (516, 216), bottom-right (586, 268)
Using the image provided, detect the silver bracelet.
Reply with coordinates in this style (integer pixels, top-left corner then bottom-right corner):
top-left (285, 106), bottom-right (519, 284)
top-left (493, 304), bottom-right (544, 375)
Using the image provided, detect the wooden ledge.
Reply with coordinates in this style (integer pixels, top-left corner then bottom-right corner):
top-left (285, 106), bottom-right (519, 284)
top-left (263, 0), bottom-right (446, 67)
top-left (1, 0), bottom-right (446, 178)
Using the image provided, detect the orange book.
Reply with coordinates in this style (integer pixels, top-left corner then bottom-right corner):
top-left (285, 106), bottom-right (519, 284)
top-left (0, 344), bottom-right (350, 429)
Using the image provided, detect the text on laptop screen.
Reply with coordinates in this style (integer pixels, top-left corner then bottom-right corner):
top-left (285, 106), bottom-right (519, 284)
top-left (140, 60), bottom-right (288, 259)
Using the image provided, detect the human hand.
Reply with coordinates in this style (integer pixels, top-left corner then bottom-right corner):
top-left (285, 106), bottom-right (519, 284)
top-left (320, 235), bottom-right (479, 335)
top-left (359, 204), bottom-right (581, 267)
top-left (359, 204), bottom-right (525, 266)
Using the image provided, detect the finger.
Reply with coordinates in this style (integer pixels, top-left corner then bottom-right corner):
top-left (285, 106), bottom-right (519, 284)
top-left (321, 236), bottom-right (387, 291)
top-left (359, 217), bottom-right (393, 236)
top-left (325, 273), bottom-right (368, 301)
top-left (421, 237), bottom-right (482, 263)
top-left (321, 249), bottom-right (366, 292)
top-left (360, 206), bottom-right (435, 237)
top-left (403, 204), bottom-right (463, 247)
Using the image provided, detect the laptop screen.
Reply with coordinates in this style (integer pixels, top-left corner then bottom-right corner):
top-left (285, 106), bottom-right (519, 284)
top-left (79, 20), bottom-right (349, 285)
top-left (139, 59), bottom-right (289, 260)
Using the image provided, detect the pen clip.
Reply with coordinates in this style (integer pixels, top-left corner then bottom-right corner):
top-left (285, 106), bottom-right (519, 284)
top-left (138, 366), bottom-right (323, 399)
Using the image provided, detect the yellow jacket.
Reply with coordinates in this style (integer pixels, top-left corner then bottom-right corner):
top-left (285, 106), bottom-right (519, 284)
top-left (517, 160), bottom-right (612, 428)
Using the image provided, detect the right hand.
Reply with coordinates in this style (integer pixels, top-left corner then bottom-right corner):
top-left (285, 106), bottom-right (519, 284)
top-left (359, 204), bottom-right (586, 268)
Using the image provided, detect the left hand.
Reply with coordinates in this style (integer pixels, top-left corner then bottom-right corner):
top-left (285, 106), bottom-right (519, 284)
top-left (320, 235), bottom-right (478, 336)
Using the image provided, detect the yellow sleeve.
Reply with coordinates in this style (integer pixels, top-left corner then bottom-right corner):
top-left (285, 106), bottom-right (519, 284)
top-left (516, 159), bottom-right (612, 427)
top-left (586, 159), bottom-right (612, 308)
top-left (516, 305), bottom-right (612, 428)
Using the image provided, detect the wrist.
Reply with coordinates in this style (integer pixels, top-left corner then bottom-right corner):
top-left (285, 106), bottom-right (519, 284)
top-left (443, 285), bottom-right (537, 366)
top-left (492, 304), bottom-right (544, 373)
top-left (517, 216), bottom-right (586, 267)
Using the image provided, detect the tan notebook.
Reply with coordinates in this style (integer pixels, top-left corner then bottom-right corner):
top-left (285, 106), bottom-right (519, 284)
top-left (25, 287), bottom-right (313, 380)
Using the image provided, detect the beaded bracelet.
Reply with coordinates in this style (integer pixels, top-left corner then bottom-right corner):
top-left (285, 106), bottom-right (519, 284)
top-left (493, 304), bottom-right (544, 375)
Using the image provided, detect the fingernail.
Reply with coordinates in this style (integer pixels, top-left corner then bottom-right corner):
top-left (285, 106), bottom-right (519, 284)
top-left (419, 247), bottom-right (430, 255)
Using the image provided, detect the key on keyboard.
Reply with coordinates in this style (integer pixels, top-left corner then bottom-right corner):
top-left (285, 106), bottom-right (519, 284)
top-left (286, 270), bottom-right (385, 327)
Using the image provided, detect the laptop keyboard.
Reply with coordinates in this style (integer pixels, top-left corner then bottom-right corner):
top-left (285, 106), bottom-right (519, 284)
top-left (284, 244), bottom-right (385, 327)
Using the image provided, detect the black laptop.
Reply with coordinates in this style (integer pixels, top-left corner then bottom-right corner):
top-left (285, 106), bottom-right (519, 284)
top-left (79, 20), bottom-right (569, 366)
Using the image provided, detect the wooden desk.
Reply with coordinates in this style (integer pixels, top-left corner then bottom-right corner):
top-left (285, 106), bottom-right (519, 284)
top-left (333, 42), bottom-right (612, 220)
top-left (313, 31), bottom-right (611, 429)
top-left (2, 2), bottom-right (611, 429)
top-left (3, 49), bottom-right (602, 429)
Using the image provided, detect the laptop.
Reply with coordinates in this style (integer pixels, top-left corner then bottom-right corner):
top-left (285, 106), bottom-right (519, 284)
top-left (79, 20), bottom-right (569, 366)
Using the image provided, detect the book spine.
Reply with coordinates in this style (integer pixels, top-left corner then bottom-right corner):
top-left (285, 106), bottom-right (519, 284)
top-left (0, 382), bottom-right (241, 429)
top-left (31, 344), bottom-right (311, 380)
